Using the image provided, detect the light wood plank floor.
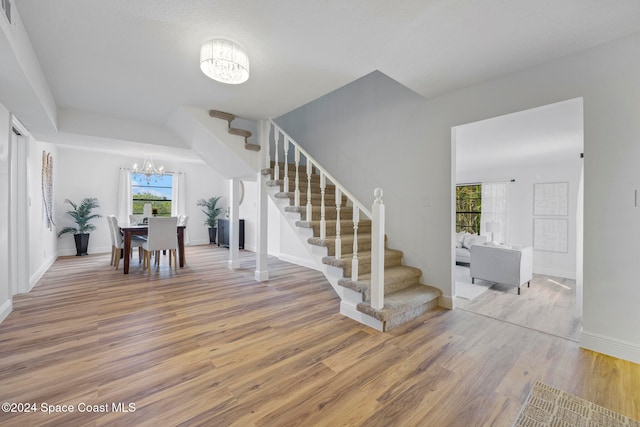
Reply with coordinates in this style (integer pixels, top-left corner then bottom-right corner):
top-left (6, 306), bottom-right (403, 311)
top-left (456, 267), bottom-right (582, 341)
top-left (0, 246), bottom-right (638, 426)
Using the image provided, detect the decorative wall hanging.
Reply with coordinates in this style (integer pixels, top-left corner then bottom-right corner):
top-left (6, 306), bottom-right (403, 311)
top-left (533, 182), bottom-right (568, 216)
top-left (42, 150), bottom-right (55, 229)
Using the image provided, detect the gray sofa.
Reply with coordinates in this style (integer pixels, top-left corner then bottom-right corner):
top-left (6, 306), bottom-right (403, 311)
top-left (455, 232), bottom-right (487, 264)
top-left (470, 244), bottom-right (533, 295)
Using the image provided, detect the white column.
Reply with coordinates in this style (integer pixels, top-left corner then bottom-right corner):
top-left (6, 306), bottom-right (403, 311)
top-left (294, 147), bottom-right (301, 207)
top-left (283, 137), bottom-right (289, 192)
top-left (255, 170), bottom-right (269, 281)
top-left (351, 205), bottom-right (359, 281)
top-left (274, 131), bottom-right (280, 181)
top-left (320, 173), bottom-right (326, 239)
top-left (371, 188), bottom-right (385, 310)
top-left (335, 188), bottom-right (342, 259)
top-left (265, 121), bottom-right (271, 169)
top-left (306, 158), bottom-right (313, 221)
top-left (228, 178), bottom-right (240, 269)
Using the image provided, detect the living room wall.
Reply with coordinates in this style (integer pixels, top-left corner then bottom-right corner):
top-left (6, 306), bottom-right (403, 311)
top-left (276, 32), bottom-right (640, 363)
top-left (456, 159), bottom-right (582, 280)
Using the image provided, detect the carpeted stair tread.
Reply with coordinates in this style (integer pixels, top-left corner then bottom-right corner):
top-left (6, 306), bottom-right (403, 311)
top-left (229, 127), bottom-right (252, 138)
top-left (244, 143), bottom-right (261, 151)
top-left (284, 205), bottom-right (354, 221)
top-left (296, 219), bottom-right (372, 237)
top-left (209, 109), bottom-right (235, 122)
top-left (274, 192), bottom-right (347, 204)
top-left (323, 248), bottom-right (403, 276)
top-left (338, 265), bottom-right (422, 297)
top-left (356, 284), bottom-right (441, 331)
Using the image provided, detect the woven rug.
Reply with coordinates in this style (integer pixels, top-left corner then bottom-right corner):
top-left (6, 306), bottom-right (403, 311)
top-left (513, 381), bottom-right (639, 426)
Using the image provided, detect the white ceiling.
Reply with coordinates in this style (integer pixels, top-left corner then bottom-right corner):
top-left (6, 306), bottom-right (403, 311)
top-left (13, 0), bottom-right (640, 134)
top-left (456, 98), bottom-right (584, 175)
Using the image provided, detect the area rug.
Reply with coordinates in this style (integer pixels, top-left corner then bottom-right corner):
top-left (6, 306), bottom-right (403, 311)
top-left (455, 265), bottom-right (492, 300)
top-left (513, 381), bottom-right (639, 426)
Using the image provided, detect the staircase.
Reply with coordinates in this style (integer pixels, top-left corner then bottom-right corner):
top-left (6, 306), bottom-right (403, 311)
top-left (209, 111), bottom-right (442, 331)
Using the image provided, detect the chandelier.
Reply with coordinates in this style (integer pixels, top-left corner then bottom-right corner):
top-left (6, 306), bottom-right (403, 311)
top-left (132, 155), bottom-right (164, 184)
top-left (200, 39), bottom-right (250, 84)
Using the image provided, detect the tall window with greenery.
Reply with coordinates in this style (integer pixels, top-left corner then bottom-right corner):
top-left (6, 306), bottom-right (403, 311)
top-left (456, 184), bottom-right (482, 234)
top-left (131, 174), bottom-right (173, 217)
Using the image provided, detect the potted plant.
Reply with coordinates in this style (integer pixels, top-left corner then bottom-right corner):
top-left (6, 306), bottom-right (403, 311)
top-left (57, 197), bottom-right (102, 256)
top-left (197, 196), bottom-right (223, 244)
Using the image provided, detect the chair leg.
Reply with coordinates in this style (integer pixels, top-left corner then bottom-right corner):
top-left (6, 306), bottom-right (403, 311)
top-left (114, 249), bottom-right (122, 270)
top-left (172, 249), bottom-right (177, 271)
top-left (110, 246), bottom-right (116, 266)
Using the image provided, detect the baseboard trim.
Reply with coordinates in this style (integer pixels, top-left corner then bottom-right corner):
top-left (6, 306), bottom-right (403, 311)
top-left (29, 253), bottom-right (57, 292)
top-left (0, 299), bottom-right (13, 324)
top-left (278, 253), bottom-right (322, 272)
top-left (438, 295), bottom-right (453, 310)
top-left (533, 267), bottom-right (576, 280)
top-left (340, 301), bottom-right (383, 331)
top-left (580, 330), bottom-right (640, 365)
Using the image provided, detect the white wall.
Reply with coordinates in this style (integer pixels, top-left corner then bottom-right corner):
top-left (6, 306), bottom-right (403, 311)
top-left (54, 146), bottom-right (229, 256)
top-left (0, 101), bottom-right (11, 322)
top-left (27, 136), bottom-right (58, 288)
top-left (457, 159), bottom-right (582, 279)
top-left (275, 33), bottom-right (640, 363)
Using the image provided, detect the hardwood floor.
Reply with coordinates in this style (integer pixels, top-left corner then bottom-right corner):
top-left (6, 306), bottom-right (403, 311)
top-left (0, 246), bottom-right (638, 426)
top-left (456, 267), bottom-right (582, 341)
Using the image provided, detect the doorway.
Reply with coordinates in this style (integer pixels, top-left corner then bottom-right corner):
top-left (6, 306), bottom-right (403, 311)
top-left (451, 98), bottom-right (584, 341)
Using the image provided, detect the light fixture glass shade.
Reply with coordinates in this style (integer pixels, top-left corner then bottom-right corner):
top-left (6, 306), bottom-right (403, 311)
top-left (132, 154), bottom-right (164, 184)
top-left (200, 39), bottom-right (249, 84)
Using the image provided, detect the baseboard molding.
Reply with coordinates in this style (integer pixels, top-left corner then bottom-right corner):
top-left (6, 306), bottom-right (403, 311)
top-left (580, 330), bottom-right (640, 365)
top-left (438, 295), bottom-right (453, 310)
top-left (533, 267), bottom-right (576, 280)
top-left (29, 253), bottom-right (57, 292)
top-left (0, 299), bottom-right (13, 324)
top-left (57, 246), bottom-right (111, 257)
top-left (278, 253), bottom-right (322, 272)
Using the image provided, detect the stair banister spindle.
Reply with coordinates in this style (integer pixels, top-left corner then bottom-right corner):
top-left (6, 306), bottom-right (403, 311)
top-left (335, 187), bottom-right (342, 259)
top-left (371, 188), bottom-right (385, 310)
top-left (283, 137), bottom-right (290, 193)
top-left (352, 205), bottom-right (359, 281)
top-left (294, 147), bottom-right (301, 207)
top-left (274, 130), bottom-right (280, 181)
top-left (320, 173), bottom-right (326, 239)
top-left (306, 157), bottom-right (313, 222)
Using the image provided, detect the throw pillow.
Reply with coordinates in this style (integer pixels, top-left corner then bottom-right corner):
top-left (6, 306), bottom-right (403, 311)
top-left (462, 234), bottom-right (477, 249)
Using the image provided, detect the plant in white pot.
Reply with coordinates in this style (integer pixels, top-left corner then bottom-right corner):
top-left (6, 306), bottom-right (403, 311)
top-left (57, 197), bottom-right (102, 256)
top-left (196, 196), bottom-right (223, 244)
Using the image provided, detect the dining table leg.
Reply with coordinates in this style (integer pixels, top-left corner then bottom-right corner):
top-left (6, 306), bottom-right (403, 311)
top-left (178, 227), bottom-right (185, 267)
top-left (123, 230), bottom-right (132, 274)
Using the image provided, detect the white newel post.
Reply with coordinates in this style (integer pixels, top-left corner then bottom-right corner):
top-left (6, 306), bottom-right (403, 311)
top-left (228, 178), bottom-right (241, 269)
top-left (371, 188), bottom-right (385, 310)
top-left (265, 121), bottom-right (271, 169)
top-left (306, 158), bottom-right (312, 221)
top-left (255, 170), bottom-right (269, 281)
top-left (294, 147), bottom-right (301, 207)
top-left (283, 137), bottom-right (289, 192)
top-left (320, 173), bottom-right (326, 239)
top-left (335, 188), bottom-right (342, 259)
top-left (274, 130), bottom-right (280, 181)
top-left (351, 205), bottom-right (359, 281)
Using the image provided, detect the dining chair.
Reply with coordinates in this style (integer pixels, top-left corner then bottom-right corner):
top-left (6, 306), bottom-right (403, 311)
top-left (129, 214), bottom-right (144, 225)
top-left (109, 216), bottom-right (145, 270)
top-left (106, 215), bottom-right (117, 266)
top-left (142, 217), bottom-right (178, 272)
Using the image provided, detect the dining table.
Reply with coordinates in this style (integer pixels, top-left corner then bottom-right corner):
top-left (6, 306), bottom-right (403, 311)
top-left (120, 223), bottom-right (186, 274)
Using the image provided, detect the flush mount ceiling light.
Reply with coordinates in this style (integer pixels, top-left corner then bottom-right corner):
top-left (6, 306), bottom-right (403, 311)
top-left (200, 39), bottom-right (250, 84)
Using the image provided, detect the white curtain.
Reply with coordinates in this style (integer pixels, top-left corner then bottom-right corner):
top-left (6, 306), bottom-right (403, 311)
top-left (171, 172), bottom-right (186, 216)
top-left (480, 182), bottom-right (508, 243)
top-left (171, 172), bottom-right (189, 243)
top-left (117, 168), bottom-right (132, 222)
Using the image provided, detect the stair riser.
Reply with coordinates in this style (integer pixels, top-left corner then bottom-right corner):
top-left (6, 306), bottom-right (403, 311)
top-left (325, 239), bottom-right (373, 257)
top-left (286, 208), bottom-right (355, 221)
top-left (340, 253), bottom-right (403, 277)
top-left (305, 222), bottom-right (372, 238)
top-left (275, 193), bottom-right (349, 206)
top-left (363, 276), bottom-right (422, 301)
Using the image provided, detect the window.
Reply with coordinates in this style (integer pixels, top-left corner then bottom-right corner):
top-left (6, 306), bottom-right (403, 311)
top-left (456, 184), bottom-right (481, 234)
top-left (131, 174), bottom-right (173, 217)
